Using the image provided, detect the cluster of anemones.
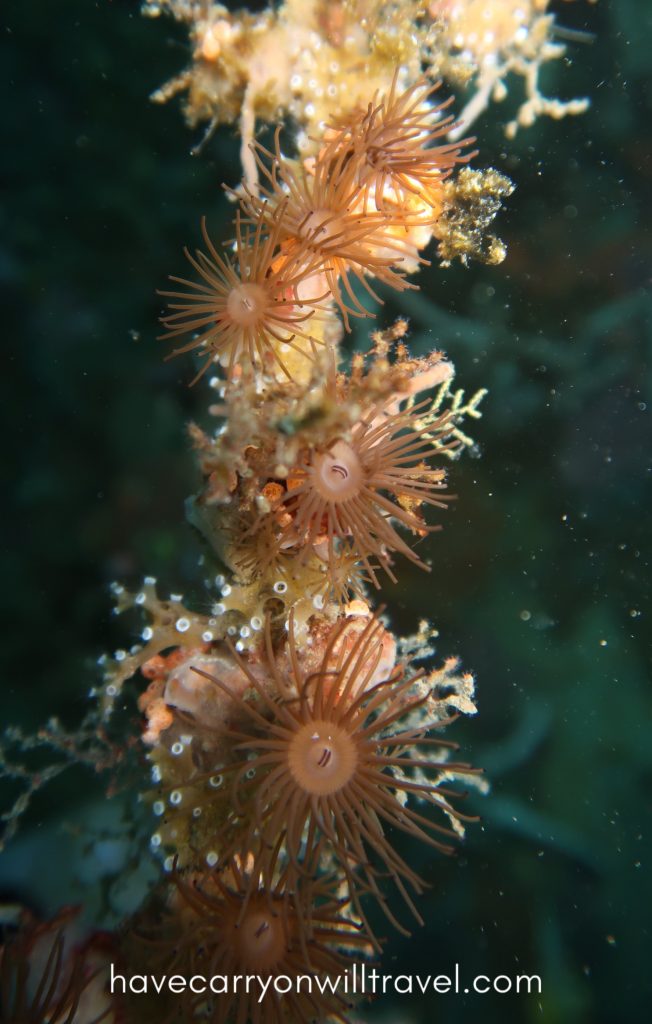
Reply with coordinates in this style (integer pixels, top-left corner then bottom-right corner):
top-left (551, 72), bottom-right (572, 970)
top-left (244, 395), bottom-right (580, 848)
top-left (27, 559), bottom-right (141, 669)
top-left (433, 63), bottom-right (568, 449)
top-left (159, 76), bottom-right (477, 605)
top-left (180, 341), bottom-right (472, 614)
top-left (127, 601), bottom-right (480, 1010)
top-left (76, 567), bottom-right (483, 1024)
top-left (159, 74), bottom-right (472, 382)
top-left (107, 72), bottom-right (487, 1023)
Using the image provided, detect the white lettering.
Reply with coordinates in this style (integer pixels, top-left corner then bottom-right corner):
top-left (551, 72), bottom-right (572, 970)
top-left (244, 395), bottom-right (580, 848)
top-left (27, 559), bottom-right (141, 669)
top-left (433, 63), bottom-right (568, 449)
top-left (109, 965), bottom-right (126, 994)
top-left (433, 974), bottom-right (451, 993)
top-left (256, 975), bottom-right (274, 1003)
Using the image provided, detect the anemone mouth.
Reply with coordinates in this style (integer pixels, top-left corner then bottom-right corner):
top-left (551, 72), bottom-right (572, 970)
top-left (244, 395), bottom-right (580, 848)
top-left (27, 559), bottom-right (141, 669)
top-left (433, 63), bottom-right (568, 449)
top-left (287, 718), bottom-right (358, 796)
top-left (365, 144), bottom-right (387, 170)
top-left (159, 207), bottom-right (328, 383)
top-left (234, 902), bottom-right (288, 972)
top-left (226, 282), bottom-right (268, 326)
top-left (299, 208), bottom-right (348, 252)
top-left (312, 441), bottom-right (364, 503)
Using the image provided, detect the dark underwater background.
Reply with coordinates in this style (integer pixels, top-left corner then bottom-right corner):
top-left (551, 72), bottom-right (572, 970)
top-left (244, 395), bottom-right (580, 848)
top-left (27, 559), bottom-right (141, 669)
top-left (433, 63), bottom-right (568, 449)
top-left (2, 1), bottom-right (651, 1022)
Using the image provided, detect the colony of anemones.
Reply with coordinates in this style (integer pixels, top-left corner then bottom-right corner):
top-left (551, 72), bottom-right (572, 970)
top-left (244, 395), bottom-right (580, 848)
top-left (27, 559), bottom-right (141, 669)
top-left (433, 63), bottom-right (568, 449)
top-left (2, 42), bottom-right (498, 1024)
top-left (1, 4), bottom-right (596, 1021)
top-left (0, 54), bottom-right (497, 1024)
top-left (157, 74), bottom-right (485, 592)
top-left (161, 73), bottom-right (475, 368)
top-left (96, 68), bottom-right (493, 1022)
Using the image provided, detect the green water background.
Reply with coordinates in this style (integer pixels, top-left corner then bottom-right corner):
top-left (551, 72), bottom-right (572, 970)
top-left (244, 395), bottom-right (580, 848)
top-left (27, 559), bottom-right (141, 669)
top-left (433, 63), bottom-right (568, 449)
top-left (2, 1), bottom-right (651, 1022)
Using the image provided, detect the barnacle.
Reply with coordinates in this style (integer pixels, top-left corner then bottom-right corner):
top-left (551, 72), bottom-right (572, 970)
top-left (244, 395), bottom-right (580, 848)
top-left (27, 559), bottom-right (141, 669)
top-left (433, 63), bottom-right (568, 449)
top-left (191, 613), bottom-right (479, 943)
top-left (159, 206), bottom-right (327, 382)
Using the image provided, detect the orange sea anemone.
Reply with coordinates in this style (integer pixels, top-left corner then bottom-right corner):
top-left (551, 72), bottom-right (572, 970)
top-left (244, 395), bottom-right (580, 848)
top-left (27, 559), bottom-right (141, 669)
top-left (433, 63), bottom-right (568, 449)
top-left (159, 205), bottom-right (325, 383)
top-left (135, 858), bottom-right (369, 1024)
top-left (191, 613), bottom-right (479, 944)
top-left (275, 395), bottom-right (456, 584)
top-left (229, 504), bottom-right (375, 606)
top-left (240, 129), bottom-right (418, 330)
top-left (301, 541), bottom-right (378, 607)
top-left (322, 74), bottom-right (474, 218)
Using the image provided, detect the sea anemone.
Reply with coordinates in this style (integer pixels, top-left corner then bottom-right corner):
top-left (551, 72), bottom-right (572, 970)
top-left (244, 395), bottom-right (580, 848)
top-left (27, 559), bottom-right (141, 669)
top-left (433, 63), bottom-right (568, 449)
top-left (135, 858), bottom-right (369, 1024)
top-left (158, 205), bottom-right (325, 383)
top-left (0, 908), bottom-right (111, 1024)
top-left (322, 73), bottom-right (474, 218)
top-left (229, 505), bottom-right (374, 607)
top-left (191, 612), bottom-right (479, 944)
top-left (276, 395), bottom-right (456, 583)
top-left (301, 541), bottom-right (378, 608)
top-left (240, 129), bottom-right (417, 330)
